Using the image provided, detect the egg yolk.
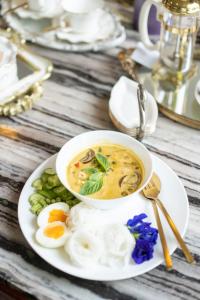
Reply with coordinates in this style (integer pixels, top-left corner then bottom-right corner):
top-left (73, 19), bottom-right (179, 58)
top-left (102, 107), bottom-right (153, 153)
top-left (44, 225), bottom-right (65, 239)
top-left (48, 209), bottom-right (67, 223)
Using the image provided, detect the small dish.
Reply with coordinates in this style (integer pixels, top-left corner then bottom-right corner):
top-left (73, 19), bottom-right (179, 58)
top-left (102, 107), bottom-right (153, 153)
top-left (55, 9), bottom-right (116, 44)
top-left (18, 153), bottom-right (189, 280)
top-left (109, 76), bottom-right (158, 136)
top-left (56, 130), bottom-right (153, 210)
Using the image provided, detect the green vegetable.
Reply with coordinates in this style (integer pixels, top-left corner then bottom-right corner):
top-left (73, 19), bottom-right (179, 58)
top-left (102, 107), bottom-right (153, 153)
top-left (47, 175), bottom-right (61, 188)
top-left (39, 189), bottom-right (56, 199)
top-left (95, 152), bottom-right (110, 172)
top-left (29, 193), bottom-right (45, 205)
top-left (44, 168), bottom-right (56, 175)
top-left (82, 167), bottom-right (99, 175)
top-left (80, 172), bottom-right (104, 195)
top-left (41, 173), bottom-right (49, 184)
top-left (29, 168), bottom-right (79, 215)
top-left (32, 179), bottom-right (43, 191)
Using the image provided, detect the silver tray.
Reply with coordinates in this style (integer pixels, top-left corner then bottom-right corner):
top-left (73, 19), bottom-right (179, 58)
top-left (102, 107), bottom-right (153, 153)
top-left (118, 49), bottom-right (200, 129)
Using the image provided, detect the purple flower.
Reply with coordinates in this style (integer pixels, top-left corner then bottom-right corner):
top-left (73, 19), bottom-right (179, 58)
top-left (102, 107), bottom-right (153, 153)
top-left (127, 214), bottom-right (158, 264)
top-left (127, 213), bottom-right (147, 228)
top-left (139, 227), bottom-right (158, 245)
top-left (132, 239), bottom-right (154, 264)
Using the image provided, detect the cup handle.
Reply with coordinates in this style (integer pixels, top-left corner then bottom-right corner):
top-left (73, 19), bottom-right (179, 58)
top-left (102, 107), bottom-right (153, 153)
top-left (138, 0), bottom-right (161, 50)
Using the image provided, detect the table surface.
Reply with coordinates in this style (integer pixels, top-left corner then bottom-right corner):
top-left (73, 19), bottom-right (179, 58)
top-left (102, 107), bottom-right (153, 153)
top-left (0, 2), bottom-right (200, 300)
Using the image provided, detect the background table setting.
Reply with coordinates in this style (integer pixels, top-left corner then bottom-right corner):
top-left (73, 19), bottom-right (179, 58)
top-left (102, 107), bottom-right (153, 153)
top-left (0, 0), bottom-right (200, 299)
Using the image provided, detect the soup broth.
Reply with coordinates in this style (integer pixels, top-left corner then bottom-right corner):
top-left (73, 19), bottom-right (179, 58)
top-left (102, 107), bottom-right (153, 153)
top-left (67, 144), bottom-right (144, 200)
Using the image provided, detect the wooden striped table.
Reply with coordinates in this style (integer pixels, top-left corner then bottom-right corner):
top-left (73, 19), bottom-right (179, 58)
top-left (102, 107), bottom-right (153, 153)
top-left (0, 2), bottom-right (200, 299)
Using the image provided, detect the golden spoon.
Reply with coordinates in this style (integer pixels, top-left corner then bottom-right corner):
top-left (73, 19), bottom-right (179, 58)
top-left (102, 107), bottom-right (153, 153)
top-left (143, 178), bottom-right (173, 270)
top-left (143, 173), bottom-right (195, 265)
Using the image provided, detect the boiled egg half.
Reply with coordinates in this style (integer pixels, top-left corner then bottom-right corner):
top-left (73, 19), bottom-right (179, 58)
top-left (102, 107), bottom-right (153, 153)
top-left (37, 202), bottom-right (69, 227)
top-left (36, 221), bottom-right (70, 248)
top-left (36, 202), bottom-right (70, 248)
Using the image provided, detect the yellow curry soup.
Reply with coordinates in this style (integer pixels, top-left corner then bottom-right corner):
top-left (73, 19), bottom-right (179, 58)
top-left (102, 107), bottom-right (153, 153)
top-left (67, 144), bottom-right (144, 200)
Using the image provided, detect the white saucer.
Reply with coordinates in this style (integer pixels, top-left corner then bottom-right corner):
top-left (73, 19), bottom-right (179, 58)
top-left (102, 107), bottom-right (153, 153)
top-left (2, 0), bottom-right (126, 52)
top-left (18, 153), bottom-right (189, 280)
top-left (56, 9), bottom-right (116, 44)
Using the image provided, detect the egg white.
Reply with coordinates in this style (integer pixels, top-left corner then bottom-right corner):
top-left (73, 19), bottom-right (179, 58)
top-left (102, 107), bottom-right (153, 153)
top-left (37, 202), bottom-right (69, 228)
top-left (35, 221), bottom-right (70, 248)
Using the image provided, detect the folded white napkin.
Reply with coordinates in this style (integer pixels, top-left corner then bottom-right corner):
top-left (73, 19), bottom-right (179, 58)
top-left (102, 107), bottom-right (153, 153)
top-left (109, 76), bottom-right (158, 135)
top-left (131, 42), bottom-right (159, 69)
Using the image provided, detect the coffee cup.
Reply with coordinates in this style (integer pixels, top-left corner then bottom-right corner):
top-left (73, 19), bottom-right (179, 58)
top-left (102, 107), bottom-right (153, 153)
top-left (61, 0), bottom-right (104, 34)
top-left (28, 0), bottom-right (62, 13)
top-left (62, 0), bottom-right (104, 14)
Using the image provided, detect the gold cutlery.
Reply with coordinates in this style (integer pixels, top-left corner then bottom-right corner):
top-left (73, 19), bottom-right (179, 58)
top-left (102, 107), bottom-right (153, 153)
top-left (143, 173), bottom-right (195, 266)
top-left (143, 178), bottom-right (173, 270)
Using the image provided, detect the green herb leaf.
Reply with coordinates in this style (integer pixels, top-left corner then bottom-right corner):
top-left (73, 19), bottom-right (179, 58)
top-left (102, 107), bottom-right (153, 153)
top-left (89, 172), bottom-right (103, 181)
top-left (82, 167), bottom-right (99, 175)
top-left (80, 172), bottom-right (104, 195)
top-left (95, 153), bottom-right (110, 172)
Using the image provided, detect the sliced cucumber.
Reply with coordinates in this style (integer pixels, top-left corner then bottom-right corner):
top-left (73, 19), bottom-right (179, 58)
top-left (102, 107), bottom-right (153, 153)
top-left (47, 175), bottom-right (61, 188)
top-left (32, 179), bottom-right (43, 191)
top-left (41, 173), bottom-right (49, 184)
top-left (53, 186), bottom-right (66, 195)
top-left (29, 193), bottom-right (45, 205)
top-left (44, 168), bottom-right (56, 175)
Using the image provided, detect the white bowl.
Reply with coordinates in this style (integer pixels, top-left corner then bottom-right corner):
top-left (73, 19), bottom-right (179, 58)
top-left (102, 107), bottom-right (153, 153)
top-left (56, 130), bottom-right (153, 210)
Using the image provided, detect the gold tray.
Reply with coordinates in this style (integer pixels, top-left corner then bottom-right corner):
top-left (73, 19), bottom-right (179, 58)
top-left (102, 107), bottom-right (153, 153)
top-left (118, 49), bottom-right (200, 129)
top-left (0, 28), bottom-right (53, 116)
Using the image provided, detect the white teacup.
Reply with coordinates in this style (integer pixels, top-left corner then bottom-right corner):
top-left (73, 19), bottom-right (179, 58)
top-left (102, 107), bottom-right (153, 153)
top-left (0, 37), bottom-right (18, 92)
top-left (67, 9), bottom-right (103, 34)
top-left (28, 0), bottom-right (62, 12)
top-left (61, 0), bottom-right (104, 34)
top-left (62, 0), bottom-right (104, 14)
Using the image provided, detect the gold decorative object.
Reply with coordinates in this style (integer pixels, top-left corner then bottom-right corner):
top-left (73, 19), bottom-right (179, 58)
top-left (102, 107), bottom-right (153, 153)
top-left (0, 28), bottom-right (53, 116)
top-left (162, 0), bottom-right (200, 15)
top-left (0, 83), bottom-right (43, 116)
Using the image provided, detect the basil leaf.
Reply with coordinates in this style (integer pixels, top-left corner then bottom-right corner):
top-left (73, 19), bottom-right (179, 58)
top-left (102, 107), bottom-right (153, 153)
top-left (95, 153), bottom-right (110, 172)
top-left (89, 172), bottom-right (103, 181)
top-left (80, 176), bottom-right (103, 195)
top-left (82, 167), bottom-right (99, 175)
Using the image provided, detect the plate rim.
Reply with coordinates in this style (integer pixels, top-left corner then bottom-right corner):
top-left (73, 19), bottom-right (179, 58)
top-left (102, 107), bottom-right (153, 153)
top-left (18, 153), bottom-right (189, 281)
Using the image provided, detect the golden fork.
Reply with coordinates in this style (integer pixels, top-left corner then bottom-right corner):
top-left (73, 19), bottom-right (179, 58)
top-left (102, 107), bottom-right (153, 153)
top-left (143, 173), bottom-right (195, 266)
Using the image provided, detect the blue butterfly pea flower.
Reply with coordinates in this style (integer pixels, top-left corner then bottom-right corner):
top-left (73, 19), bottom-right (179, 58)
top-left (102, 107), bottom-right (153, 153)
top-left (132, 239), bottom-right (154, 264)
top-left (127, 213), bottom-right (147, 228)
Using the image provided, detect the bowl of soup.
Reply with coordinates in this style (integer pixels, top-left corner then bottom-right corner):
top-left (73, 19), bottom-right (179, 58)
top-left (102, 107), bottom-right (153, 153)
top-left (56, 131), bottom-right (153, 209)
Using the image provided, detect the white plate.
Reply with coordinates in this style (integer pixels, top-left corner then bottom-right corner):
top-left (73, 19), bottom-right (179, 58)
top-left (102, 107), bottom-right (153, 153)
top-left (18, 154), bottom-right (189, 280)
top-left (2, 1), bottom-right (126, 52)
